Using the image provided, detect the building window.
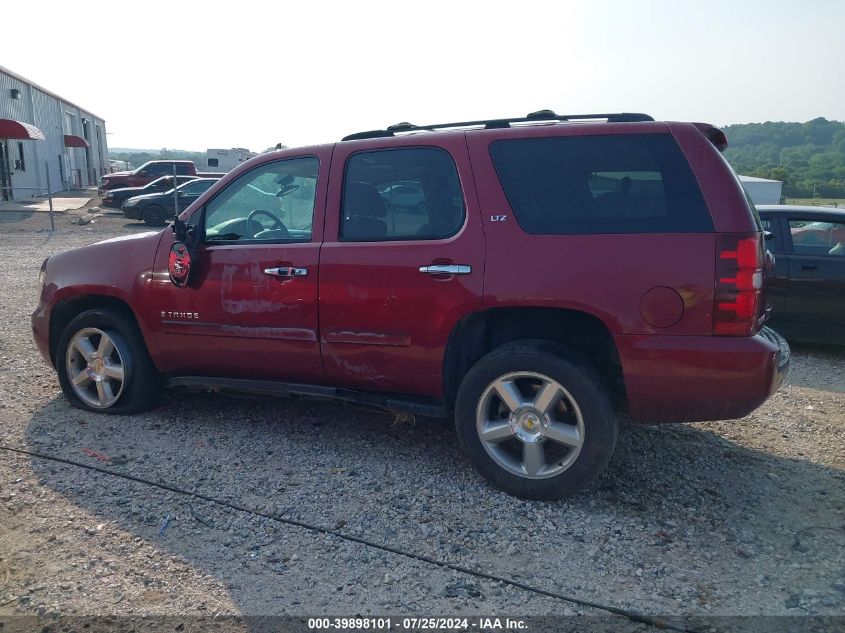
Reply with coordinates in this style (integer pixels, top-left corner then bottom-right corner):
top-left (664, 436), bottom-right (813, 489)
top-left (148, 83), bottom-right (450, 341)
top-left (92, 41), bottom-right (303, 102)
top-left (15, 143), bottom-right (25, 172)
top-left (208, 158), bottom-right (219, 167)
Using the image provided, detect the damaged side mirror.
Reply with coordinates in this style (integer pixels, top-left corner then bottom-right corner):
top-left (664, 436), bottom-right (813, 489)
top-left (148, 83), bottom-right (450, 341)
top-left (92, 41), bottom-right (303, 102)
top-left (170, 217), bottom-right (198, 288)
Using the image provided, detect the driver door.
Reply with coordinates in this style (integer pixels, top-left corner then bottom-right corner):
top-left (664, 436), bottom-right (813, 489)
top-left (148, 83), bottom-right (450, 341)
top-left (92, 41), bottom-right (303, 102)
top-left (149, 150), bottom-right (329, 383)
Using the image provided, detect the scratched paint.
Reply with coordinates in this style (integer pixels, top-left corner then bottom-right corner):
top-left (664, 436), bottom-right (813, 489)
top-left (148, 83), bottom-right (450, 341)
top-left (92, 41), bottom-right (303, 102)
top-left (221, 263), bottom-right (282, 314)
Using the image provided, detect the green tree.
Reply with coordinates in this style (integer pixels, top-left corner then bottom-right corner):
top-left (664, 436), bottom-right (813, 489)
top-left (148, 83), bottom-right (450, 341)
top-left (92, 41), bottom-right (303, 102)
top-left (723, 118), bottom-right (845, 199)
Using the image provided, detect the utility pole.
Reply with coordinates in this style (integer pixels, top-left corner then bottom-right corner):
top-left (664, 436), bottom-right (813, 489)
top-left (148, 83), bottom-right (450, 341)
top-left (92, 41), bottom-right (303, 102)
top-left (173, 163), bottom-right (179, 221)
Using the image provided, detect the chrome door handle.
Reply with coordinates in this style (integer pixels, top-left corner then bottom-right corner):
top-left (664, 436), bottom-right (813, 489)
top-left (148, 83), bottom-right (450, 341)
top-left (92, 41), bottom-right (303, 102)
top-left (418, 264), bottom-right (472, 275)
top-left (264, 266), bottom-right (308, 278)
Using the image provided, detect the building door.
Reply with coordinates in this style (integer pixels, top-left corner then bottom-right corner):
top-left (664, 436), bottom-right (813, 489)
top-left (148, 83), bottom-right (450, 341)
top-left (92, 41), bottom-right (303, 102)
top-left (0, 141), bottom-right (12, 201)
top-left (64, 112), bottom-right (77, 187)
top-left (81, 119), bottom-right (93, 185)
top-left (95, 125), bottom-right (105, 181)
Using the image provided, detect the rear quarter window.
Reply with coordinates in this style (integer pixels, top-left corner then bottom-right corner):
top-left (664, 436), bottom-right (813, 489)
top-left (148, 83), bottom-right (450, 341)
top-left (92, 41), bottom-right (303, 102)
top-left (490, 133), bottom-right (714, 234)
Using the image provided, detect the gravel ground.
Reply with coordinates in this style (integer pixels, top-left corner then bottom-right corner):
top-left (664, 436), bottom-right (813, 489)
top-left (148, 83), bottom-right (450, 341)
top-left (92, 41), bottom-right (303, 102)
top-left (1, 212), bottom-right (844, 627)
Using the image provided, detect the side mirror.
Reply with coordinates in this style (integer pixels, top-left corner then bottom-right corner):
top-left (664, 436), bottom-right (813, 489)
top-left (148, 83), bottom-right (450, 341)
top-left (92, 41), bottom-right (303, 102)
top-left (139, 170), bottom-right (148, 177)
top-left (173, 217), bottom-right (196, 243)
top-left (168, 242), bottom-right (192, 287)
top-left (764, 231), bottom-right (775, 241)
top-left (170, 219), bottom-right (199, 287)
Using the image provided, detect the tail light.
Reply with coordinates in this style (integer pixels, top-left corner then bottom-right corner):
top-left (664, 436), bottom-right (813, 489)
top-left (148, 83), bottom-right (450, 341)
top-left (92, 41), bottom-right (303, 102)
top-left (713, 233), bottom-right (765, 336)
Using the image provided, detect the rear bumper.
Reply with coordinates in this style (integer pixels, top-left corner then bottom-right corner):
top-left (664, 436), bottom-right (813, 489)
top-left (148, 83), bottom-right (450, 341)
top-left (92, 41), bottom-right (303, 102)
top-left (616, 326), bottom-right (790, 424)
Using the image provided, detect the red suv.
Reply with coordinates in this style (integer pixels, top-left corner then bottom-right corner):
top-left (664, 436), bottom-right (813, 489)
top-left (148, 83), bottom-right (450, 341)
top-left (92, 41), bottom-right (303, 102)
top-left (32, 111), bottom-right (789, 499)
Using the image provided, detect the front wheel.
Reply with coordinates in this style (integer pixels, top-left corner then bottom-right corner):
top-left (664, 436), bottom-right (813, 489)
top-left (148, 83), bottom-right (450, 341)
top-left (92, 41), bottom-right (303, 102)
top-left (143, 204), bottom-right (168, 226)
top-left (56, 308), bottom-right (161, 414)
top-left (455, 340), bottom-right (618, 500)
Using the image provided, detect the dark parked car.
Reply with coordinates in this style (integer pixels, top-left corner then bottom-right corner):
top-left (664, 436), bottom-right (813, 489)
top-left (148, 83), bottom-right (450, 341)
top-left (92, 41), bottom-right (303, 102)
top-left (758, 205), bottom-right (845, 345)
top-left (102, 175), bottom-right (199, 209)
top-left (99, 160), bottom-right (224, 194)
top-left (33, 111), bottom-right (789, 500)
top-left (122, 178), bottom-right (219, 226)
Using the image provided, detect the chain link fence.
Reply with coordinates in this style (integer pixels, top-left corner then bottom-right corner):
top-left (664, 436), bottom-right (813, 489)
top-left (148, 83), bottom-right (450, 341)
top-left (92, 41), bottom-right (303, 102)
top-left (1, 161), bottom-right (99, 231)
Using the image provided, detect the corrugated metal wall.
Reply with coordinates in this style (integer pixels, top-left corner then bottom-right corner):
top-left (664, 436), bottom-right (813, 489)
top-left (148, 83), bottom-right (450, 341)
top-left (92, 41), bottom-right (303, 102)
top-left (1, 68), bottom-right (107, 200)
top-left (33, 87), bottom-right (65, 194)
top-left (0, 72), bottom-right (40, 197)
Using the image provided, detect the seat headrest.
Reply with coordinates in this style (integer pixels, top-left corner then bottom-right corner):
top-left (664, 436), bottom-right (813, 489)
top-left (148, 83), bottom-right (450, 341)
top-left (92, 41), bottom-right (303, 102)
top-left (345, 181), bottom-right (387, 219)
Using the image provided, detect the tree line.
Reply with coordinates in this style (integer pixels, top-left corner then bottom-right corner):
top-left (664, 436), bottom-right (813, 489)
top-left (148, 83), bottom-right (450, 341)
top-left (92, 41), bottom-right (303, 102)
top-left (109, 122), bottom-right (845, 200)
top-left (108, 148), bottom-right (206, 170)
top-left (723, 118), bottom-right (845, 198)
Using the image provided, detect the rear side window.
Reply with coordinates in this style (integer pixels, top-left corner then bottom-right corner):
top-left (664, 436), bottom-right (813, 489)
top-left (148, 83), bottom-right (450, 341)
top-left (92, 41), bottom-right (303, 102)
top-left (341, 148), bottom-right (464, 241)
top-left (490, 134), bottom-right (713, 234)
top-left (789, 219), bottom-right (845, 257)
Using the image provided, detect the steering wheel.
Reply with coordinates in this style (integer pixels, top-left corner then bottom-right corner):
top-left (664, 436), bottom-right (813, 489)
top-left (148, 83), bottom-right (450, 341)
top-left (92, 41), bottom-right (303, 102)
top-left (247, 209), bottom-right (289, 238)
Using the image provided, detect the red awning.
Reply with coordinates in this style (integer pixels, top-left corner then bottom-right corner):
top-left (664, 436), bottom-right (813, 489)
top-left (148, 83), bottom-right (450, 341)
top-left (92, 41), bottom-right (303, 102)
top-left (0, 118), bottom-right (45, 140)
top-left (64, 134), bottom-right (90, 148)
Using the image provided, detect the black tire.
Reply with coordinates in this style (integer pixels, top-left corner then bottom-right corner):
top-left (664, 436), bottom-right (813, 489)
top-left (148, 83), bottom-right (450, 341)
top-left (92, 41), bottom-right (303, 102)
top-left (143, 204), bottom-right (168, 226)
top-left (455, 340), bottom-right (618, 500)
top-left (56, 308), bottom-right (161, 414)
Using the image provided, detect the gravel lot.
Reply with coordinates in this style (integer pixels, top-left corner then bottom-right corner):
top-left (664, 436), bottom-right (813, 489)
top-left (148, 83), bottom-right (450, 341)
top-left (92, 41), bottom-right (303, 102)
top-left (1, 210), bottom-right (844, 629)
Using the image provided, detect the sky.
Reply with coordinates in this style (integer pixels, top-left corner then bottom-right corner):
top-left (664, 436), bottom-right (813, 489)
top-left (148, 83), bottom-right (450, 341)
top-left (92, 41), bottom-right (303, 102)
top-left (4, 0), bottom-right (844, 152)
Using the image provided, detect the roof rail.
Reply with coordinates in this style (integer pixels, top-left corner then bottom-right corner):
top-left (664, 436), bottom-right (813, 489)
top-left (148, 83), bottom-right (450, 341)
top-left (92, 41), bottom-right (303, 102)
top-left (341, 110), bottom-right (654, 141)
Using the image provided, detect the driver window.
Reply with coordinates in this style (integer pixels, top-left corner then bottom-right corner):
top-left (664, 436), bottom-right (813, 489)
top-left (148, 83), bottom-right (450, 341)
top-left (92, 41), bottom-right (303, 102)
top-left (203, 157), bottom-right (319, 243)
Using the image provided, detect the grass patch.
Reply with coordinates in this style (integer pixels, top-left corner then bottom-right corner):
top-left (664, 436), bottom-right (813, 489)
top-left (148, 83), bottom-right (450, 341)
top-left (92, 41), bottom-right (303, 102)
top-left (784, 198), bottom-right (845, 207)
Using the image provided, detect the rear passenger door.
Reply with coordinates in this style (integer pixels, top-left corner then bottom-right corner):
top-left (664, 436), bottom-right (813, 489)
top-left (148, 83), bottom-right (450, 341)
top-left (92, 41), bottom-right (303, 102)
top-left (318, 137), bottom-right (485, 397)
top-left (783, 216), bottom-right (845, 337)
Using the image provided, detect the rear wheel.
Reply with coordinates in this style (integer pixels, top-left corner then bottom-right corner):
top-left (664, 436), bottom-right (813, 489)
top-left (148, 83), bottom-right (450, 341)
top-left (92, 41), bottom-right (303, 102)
top-left (455, 340), bottom-right (618, 499)
top-left (143, 204), bottom-right (168, 226)
top-left (57, 308), bottom-right (161, 414)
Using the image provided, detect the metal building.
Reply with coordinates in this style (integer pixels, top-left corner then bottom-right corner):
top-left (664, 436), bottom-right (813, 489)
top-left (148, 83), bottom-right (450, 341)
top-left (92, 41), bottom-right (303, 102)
top-left (0, 65), bottom-right (107, 201)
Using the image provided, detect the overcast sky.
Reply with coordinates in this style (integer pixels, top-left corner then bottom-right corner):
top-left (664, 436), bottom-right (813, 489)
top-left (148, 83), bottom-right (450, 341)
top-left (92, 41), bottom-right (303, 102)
top-left (4, 0), bottom-right (844, 151)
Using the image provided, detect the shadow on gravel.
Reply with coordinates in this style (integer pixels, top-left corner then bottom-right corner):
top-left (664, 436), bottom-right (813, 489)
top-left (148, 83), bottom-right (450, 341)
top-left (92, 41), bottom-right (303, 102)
top-left (0, 210), bottom-right (35, 224)
top-left (21, 391), bottom-right (845, 620)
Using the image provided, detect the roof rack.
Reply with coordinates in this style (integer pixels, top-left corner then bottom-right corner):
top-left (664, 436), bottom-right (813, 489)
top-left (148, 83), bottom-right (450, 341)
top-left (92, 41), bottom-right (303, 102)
top-left (342, 110), bottom-right (654, 141)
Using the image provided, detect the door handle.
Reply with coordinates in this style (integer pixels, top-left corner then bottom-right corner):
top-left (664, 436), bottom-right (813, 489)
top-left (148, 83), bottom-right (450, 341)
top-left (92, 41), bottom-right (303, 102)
top-left (799, 263), bottom-right (818, 270)
top-left (264, 266), bottom-right (308, 278)
top-left (419, 264), bottom-right (472, 275)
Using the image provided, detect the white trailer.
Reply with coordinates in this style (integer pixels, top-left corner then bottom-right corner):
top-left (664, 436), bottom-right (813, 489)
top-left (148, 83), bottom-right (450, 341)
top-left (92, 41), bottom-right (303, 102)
top-left (739, 175), bottom-right (783, 205)
top-left (205, 148), bottom-right (256, 172)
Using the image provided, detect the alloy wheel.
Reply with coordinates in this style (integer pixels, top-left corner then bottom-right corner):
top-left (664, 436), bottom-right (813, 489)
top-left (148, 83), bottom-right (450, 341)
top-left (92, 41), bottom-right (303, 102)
top-left (65, 327), bottom-right (126, 409)
top-left (475, 371), bottom-right (585, 479)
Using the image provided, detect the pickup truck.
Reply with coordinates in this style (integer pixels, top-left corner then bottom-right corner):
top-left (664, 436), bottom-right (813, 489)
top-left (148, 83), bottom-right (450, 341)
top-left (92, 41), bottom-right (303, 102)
top-left (98, 160), bottom-right (223, 194)
top-left (33, 110), bottom-right (790, 499)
